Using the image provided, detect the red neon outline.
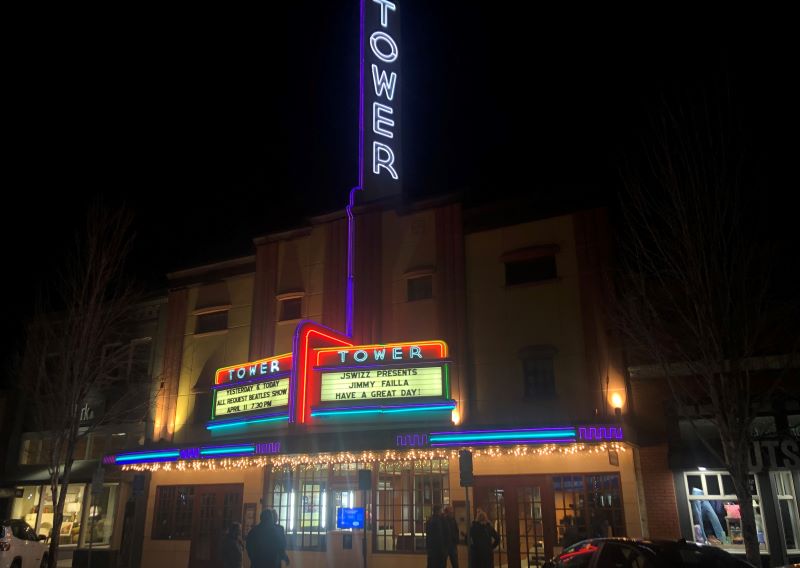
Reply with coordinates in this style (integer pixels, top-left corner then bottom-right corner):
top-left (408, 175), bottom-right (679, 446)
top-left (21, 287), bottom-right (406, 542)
top-left (215, 353), bottom-right (293, 385)
top-left (296, 324), bottom-right (353, 424)
top-left (315, 340), bottom-right (448, 366)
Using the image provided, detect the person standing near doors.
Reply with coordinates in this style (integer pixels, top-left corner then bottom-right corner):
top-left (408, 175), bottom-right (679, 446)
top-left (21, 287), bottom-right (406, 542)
top-left (470, 510), bottom-right (500, 568)
top-left (443, 505), bottom-right (460, 568)
top-left (221, 522), bottom-right (243, 568)
top-left (246, 510), bottom-right (286, 568)
top-left (426, 504), bottom-right (448, 568)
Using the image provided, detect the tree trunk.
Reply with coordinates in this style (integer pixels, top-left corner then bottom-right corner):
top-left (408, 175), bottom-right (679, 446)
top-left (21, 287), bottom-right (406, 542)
top-left (729, 463), bottom-right (761, 566)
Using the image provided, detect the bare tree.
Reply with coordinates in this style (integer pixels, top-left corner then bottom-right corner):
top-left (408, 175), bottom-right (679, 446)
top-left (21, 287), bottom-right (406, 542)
top-left (614, 103), bottom-right (798, 565)
top-left (19, 206), bottom-right (152, 568)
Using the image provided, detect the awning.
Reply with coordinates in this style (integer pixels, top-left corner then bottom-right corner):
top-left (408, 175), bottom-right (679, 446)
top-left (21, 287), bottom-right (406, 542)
top-left (0, 460), bottom-right (121, 486)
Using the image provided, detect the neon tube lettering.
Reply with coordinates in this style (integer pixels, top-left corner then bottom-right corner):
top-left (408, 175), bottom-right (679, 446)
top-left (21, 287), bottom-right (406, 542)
top-left (371, 65), bottom-right (397, 100)
top-left (373, 0), bottom-right (395, 27)
top-left (370, 31), bottom-right (398, 63)
top-left (372, 102), bottom-right (395, 138)
top-left (373, 142), bottom-right (398, 179)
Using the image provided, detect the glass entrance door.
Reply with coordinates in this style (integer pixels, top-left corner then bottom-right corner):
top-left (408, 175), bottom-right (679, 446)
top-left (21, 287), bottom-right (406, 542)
top-left (188, 484), bottom-right (243, 568)
top-left (474, 476), bottom-right (555, 568)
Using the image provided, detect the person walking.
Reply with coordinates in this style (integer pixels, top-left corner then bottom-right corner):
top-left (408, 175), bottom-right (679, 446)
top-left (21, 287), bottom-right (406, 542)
top-left (426, 504), bottom-right (447, 568)
top-left (246, 510), bottom-right (284, 568)
top-left (443, 505), bottom-right (460, 568)
top-left (469, 510), bottom-right (500, 568)
top-left (221, 522), bottom-right (244, 568)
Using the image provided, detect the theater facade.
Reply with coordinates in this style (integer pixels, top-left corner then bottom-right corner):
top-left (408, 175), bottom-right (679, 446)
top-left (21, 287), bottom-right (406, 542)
top-left (102, 199), bottom-right (650, 568)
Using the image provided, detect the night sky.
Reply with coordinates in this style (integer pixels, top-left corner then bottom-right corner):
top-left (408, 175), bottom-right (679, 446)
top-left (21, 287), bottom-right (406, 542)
top-left (4, 5), bottom-right (796, 370)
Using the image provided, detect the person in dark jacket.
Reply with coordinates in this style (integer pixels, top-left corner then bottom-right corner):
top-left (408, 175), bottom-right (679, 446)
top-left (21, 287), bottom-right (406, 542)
top-left (443, 505), bottom-right (460, 568)
top-left (246, 510), bottom-right (285, 568)
top-left (426, 504), bottom-right (447, 568)
top-left (469, 510), bottom-right (500, 568)
top-left (271, 508), bottom-right (290, 565)
top-left (221, 522), bottom-right (243, 568)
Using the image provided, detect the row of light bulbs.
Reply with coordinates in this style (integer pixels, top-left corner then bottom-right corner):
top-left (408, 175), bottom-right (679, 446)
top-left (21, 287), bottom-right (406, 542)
top-left (120, 442), bottom-right (626, 472)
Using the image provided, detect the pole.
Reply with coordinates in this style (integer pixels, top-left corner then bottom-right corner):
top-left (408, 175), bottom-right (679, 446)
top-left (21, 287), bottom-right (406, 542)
top-left (362, 488), bottom-right (368, 568)
top-left (465, 485), bottom-right (472, 568)
top-left (87, 492), bottom-right (95, 568)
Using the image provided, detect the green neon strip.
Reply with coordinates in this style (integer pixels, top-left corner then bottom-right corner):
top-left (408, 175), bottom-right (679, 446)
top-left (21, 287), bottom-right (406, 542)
top-left (444, 365), bottom-right (450, 398)
top-left (116, 451), bottom-right (180, 462)
top-left (430, 431), bottom-right (575, 443)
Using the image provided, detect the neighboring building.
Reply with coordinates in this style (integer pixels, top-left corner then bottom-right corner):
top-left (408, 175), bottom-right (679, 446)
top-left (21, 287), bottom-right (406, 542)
top-left (102, 197), bottom-right (647, 568)
top-left (0, 297), bottom-right (168, 567)
top-left (630, 357), bottom-right (800, 566)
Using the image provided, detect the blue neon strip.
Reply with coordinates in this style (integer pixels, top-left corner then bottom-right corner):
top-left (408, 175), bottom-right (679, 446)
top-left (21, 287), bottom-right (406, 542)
top-left (115, 451), bottom-right (180, 463)
top-left (430, 430), bottom-right (575, 443)
top-left (430, 438), bottom-right (575, 447)
top-left (200, 446), bottom-right (255, 456)
top-left (206, 415), bottom-right (289, 430)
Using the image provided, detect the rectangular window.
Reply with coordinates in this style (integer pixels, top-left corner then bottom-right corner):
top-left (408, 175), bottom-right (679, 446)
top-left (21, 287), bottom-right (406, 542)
top-left (774, 471), bottom-right (800, 552)
top-left (279, 297), bottom-right (303, 321)
top-left (376, 459), bottom-right (449, 554)
top-left (684, 471), bottom-right (767, 552)
top-left (554, 474), bottom-right (625, 546)
top-left (407, 275), bottom-right (433, 302)
top-left (195, 311), bottom-right (228, 334)
top-left (40, 484), bottom-right (86, 546)
top-left (152, 486), bottom-right (195, 540)
top-left (270, 465), bottom-right (327, 550)
top-left (505, 256), bottom-right (557, 286)
top-left (522, 356), bottom-right (556, 398)
top-left (11, 486), bottom-right (42, 531)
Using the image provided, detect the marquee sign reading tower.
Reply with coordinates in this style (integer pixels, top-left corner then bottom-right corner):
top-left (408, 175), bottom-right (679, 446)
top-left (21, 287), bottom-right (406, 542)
top-left (361, 0), bottom-right (401, 200)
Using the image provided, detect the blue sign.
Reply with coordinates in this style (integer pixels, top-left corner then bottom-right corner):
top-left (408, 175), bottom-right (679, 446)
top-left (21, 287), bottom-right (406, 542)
top-left (336, 507), bottom-right (365, 529)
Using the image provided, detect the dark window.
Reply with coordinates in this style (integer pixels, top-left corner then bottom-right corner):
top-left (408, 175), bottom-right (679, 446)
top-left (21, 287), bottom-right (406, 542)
top-left (152, 486), bottom-right (195, 539)
top-left (505, 256), bottom-right (557, 286)
top-left (407, 275), bottom-right (433, 301)
top-left (522, 356), bottom-right (556, 398)
top-left (279, 298), bottom-right (302, 321)
top-left (554, 474), bottom-right (625, 545)
top-left (195, 311), bottom-right (228, 334)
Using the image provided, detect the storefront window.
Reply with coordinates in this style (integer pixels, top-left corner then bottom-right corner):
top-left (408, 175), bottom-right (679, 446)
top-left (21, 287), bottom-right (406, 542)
top-left (11, 486), bottom-right (42, 529)
top-left (152, 486), bottom-right (194, 540)
top-left (84, 484), bottom-right (119, 546)
top-left (554, 474), bottom-right (624, 546)
top-left (270, 465), bottom-right (327, 551)
top-left (774, 471), bottom-right (800, 552)
top-left (375, 458), bottom-right (449, 553)
top-left (40, 484), bottom-right (86, 546)
top-left (684, 471), bottom-right (767, 552)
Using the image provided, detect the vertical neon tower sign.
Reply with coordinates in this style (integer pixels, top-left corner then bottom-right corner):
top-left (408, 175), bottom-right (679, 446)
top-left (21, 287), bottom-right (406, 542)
top-left (347, 0), bottom-right (402, 335)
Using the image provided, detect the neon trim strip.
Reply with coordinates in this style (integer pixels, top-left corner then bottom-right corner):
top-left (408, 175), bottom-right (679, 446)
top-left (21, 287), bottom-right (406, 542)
top-left (430, 439), bottom-right (577, 447)
top-left (430, 431), bottom-right (574, 442)
top-left (115, 451), bottom-right (181, 463)
top-left (199, 445), bottom-right (255, 456)
top-left (206, 414), bottom-right (289, 431)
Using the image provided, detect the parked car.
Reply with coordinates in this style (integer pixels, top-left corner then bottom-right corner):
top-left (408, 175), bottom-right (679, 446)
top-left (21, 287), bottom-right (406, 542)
top-left (0, 520), bottom-right (48, 568)
top-left (544, 538), bottom-right (757, 567)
